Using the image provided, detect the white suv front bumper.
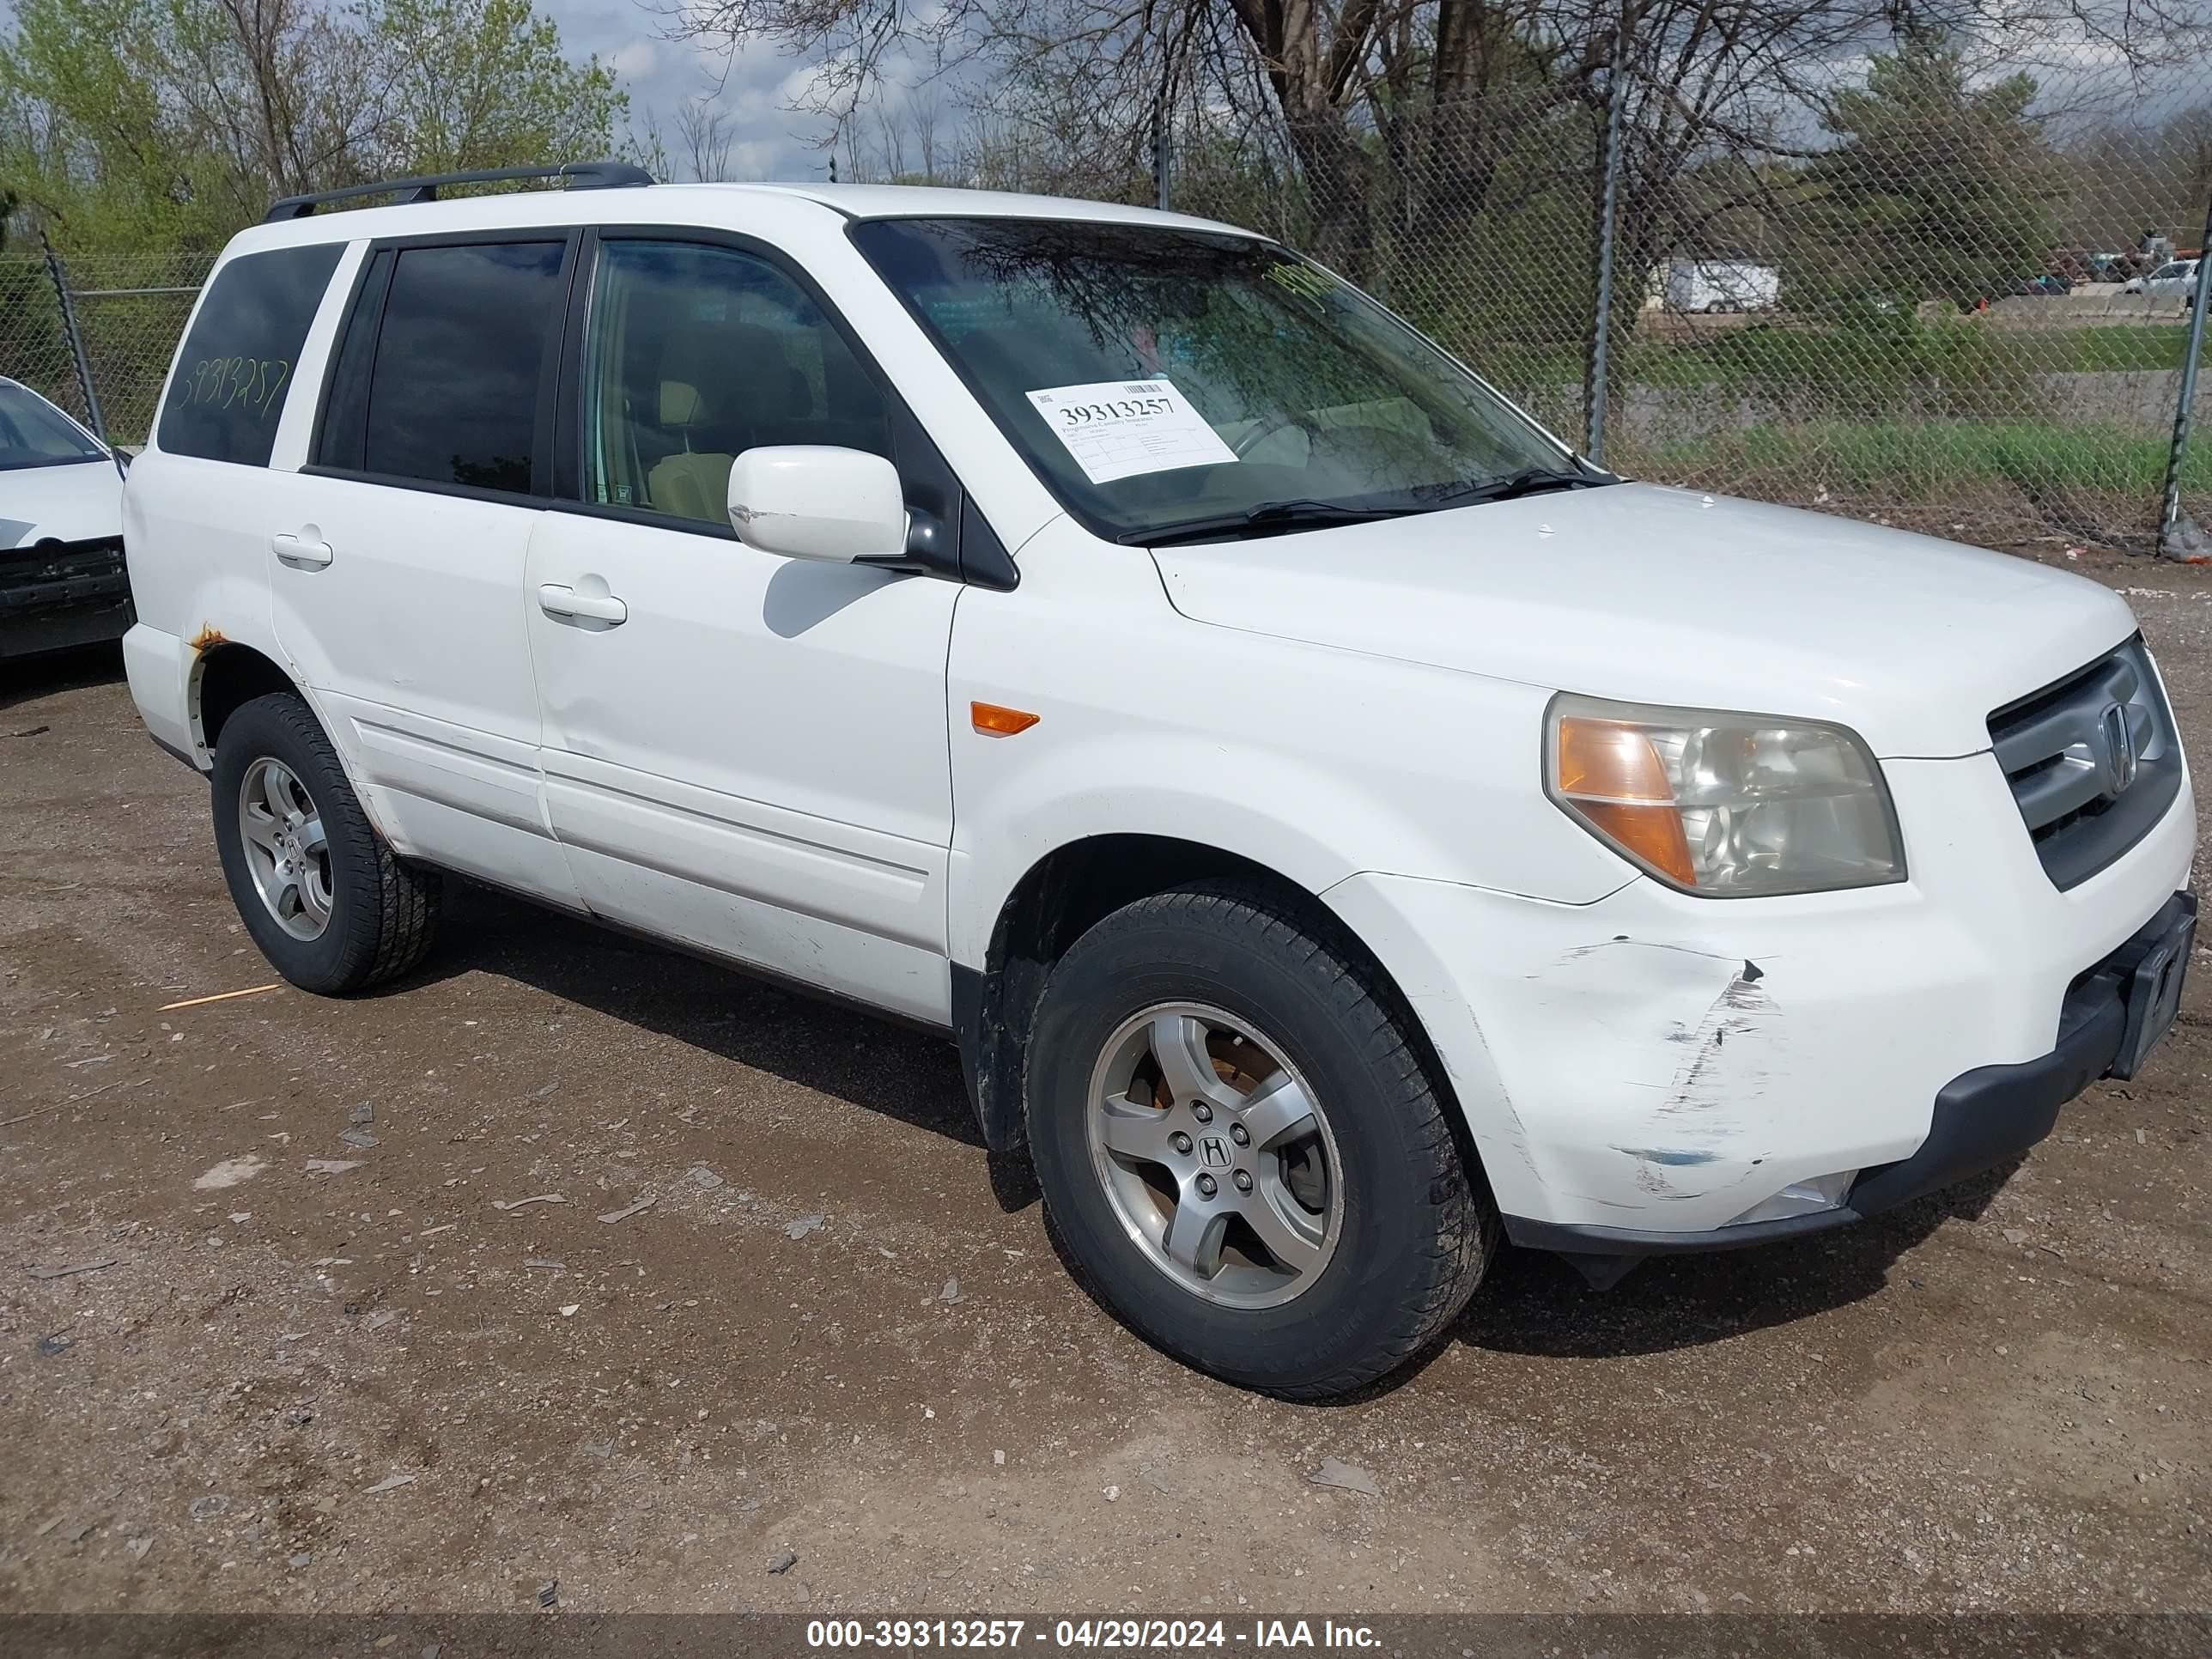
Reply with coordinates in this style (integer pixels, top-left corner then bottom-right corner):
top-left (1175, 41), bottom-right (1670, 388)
top-left (1325, 744), bottom-right (2196, 1261)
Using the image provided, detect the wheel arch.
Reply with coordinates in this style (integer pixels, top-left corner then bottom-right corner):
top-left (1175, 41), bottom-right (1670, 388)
top-left (190, 641), bottom-right (302, 762)
top-left (955, 833), bottom-right (1492, 1201)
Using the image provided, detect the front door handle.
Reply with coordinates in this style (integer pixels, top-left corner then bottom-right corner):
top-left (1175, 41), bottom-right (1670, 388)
top-left (537, 583), bottom-right (628, 625)
top-left (272, 532), bottom-right (334, 568)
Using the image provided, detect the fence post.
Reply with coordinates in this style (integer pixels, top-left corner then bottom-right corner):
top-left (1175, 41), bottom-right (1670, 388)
top-left (1152, 95), bottom-right (1173, 212)
top-left (2157, 186), bottom-right (2212, 559)
top-left (1583, 17), bottom-right (1630, 464)
top-left (39, 228), bottom-right (110, 448)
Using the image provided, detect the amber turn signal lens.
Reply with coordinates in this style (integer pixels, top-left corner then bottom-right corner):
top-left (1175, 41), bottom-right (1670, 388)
top-left (1553, 717), bottom-right (1697, 886)
top-left (1556, 718), bottom-right (1671, 803)
top-left (971, 702), bottom-right (1041, 737)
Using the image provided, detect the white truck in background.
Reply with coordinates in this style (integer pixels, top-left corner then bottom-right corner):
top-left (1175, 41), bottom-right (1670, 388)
top-left (1654, 258), bottom-right (1782, 313)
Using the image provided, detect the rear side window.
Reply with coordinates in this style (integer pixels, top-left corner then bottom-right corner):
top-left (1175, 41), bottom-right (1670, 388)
top-left (158, 243), bottom-right (343, 465)
top-left (358, 240), bottom-right (568, 494)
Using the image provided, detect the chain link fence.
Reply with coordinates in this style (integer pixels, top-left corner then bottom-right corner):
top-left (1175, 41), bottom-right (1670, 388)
top-left (9, 33), bottom-right (2209, 554)
top-left (0, 251), bottom-right (216, 450)
top-left (1150, 41), bottom-right (2212, 552)
top-left (0, 250), bottom-right (84, 425)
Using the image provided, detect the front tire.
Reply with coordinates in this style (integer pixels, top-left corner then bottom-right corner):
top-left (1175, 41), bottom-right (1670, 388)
top-left (1026, 882), bottom-right (1496, 1396)
top-left (210, 692), bottom-right (441, 994)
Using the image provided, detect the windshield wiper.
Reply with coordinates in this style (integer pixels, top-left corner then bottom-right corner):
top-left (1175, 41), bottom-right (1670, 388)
top-left (1434, 464), bottom-right (1614, 507)
top-left (1125, 499), bottom-right (1409, 547)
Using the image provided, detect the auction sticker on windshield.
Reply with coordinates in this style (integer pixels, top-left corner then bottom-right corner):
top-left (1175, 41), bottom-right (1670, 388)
top-left (1024, 380), bottom-right (1238, 483)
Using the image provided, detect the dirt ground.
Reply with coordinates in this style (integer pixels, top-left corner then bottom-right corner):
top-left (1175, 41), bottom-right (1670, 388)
top-left (1, 537), bottom-right (2208, 1625)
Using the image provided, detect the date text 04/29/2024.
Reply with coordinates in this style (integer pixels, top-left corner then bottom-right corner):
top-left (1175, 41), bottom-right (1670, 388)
top-left (805, 1620), bottom-right (1382, 1650)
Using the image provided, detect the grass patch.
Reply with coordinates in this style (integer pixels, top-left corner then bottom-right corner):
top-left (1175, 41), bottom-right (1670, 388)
top-left (1462, 320), bottom-right (2201, 417)
top-left (2039, 325), bottom-right (2205, 374)
top-left (1620, 319), bottom-right (2202, 389)
top-left (1624, 418), bottom-right (2208, 501)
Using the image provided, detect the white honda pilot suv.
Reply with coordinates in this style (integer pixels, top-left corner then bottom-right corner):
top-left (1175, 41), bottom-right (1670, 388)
top-left (123, 165), bottom-right (2196, 1395)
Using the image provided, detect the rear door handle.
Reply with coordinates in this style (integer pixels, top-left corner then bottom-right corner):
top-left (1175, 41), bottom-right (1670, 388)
top-left (537, 583), bottom-right (628, 625)
top-left (271, 532), bottom-right (334, 568)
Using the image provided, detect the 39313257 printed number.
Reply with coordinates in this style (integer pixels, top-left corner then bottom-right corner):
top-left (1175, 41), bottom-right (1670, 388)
top-left (1023, 379), bottom-right (1238, 485)
top-left (806, 1620), bottom-right (1030, 1648)
top-left (804, 1620), bottom-right (1232, 1650)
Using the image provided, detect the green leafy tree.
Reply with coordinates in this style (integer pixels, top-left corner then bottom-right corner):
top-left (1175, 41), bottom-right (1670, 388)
top-left (1792, 38), bottom-right (2063, 312)
top-left (0, 0), bottom-right (633, 255)
top-left (367, 0), bottom-right (629, 176)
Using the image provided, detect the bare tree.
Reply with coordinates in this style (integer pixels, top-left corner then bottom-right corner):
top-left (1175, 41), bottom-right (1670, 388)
top-left (676, 92), bottom-right (740, 179)
top-left (659, 0), bottom-right (2212, 412)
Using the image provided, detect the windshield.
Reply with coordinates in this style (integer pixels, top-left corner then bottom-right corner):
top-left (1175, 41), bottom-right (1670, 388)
top-left (0, 381), bottom-right (105, 471)
top-left (849, 217), bottom-right (1587, 543)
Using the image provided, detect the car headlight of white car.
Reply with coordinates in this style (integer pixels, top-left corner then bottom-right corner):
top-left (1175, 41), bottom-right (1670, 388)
top-left (1545, 694), bottom-right (1905, 896)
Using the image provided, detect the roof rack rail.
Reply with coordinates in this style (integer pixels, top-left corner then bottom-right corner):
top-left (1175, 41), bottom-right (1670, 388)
top-left (264, 161), bottom-right (653, 222)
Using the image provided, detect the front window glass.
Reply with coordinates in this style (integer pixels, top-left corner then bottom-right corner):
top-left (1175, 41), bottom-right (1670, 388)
top-left (850, 217), bottom-right (1584, 543)
top-left (0, 381), bottom-right (104, 471)
top-left (582, 239), bottom-right (892, 526)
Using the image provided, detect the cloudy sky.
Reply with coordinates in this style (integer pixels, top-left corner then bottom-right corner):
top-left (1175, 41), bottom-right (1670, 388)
top-left (554, 1), bottom-right (2207, 185)
top-left (545, 3), bottom-right (860, 181)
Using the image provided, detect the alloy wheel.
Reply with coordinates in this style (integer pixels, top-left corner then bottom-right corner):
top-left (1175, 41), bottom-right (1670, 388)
top-left (237, 756), bottom-right (332, 941)
top-left (1084, 1002), bottom-right (1343, 1309)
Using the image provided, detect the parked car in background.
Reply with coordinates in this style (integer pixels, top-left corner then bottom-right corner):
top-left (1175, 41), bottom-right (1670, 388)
top-left (0, 376), bottom-right (130, 659)
top-left (2119, 258), bottom-right (2200, 303)
top-left (2045, 249), bottom-right (2094, 285)
top-left (2057, 251), bottom-right (2142, 285)
top-left (120, 167), bottom-right (2197, 1396)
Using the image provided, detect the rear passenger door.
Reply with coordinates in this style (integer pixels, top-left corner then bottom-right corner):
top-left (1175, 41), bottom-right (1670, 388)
top-left (272, 232), bottom-right (583, 904)
top-left (523, 231), bottom-right (961, 1023)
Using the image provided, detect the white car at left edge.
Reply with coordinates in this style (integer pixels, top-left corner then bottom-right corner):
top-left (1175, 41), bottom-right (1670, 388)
top-left (1, 375), bottom-right (131, 659)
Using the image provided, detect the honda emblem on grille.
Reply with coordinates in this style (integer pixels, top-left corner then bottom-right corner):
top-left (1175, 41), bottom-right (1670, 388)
top-left (2099, 702), bottom-right (2138, 795)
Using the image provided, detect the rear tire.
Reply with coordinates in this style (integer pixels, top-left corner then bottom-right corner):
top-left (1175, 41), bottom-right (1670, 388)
top-left (1025, 880), bottom-right (1496, 1396)
top-left (210, 692), bottom-right (441, 994)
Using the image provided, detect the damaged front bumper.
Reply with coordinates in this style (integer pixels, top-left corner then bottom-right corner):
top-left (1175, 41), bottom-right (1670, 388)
top-left (1, 535), bottom-right (132, 659)
top-left (1324, 744), bottom-right (2197, 1278)
top-left (1505, 889), bottom-right (2196, 1280)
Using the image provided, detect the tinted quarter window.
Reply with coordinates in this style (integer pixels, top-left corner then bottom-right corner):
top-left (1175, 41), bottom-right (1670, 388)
top-left (158, 243), bottom-right (343, 465)
top-left (363, 240), bottom-right (567, 494)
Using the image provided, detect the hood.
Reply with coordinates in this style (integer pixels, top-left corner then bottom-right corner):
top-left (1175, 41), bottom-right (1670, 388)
top-left (2, 459), bottom-right (125, 550)
top-left (1149, 483), bottom-right (2139, 758)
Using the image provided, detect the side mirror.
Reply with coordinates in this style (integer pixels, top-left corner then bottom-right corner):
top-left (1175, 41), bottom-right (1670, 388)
top-left (727, 446), bottom-right (906, 564)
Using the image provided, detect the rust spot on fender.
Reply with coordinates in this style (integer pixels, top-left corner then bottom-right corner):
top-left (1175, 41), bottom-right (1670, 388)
top-left (187, 624), bottom-right (228, 653)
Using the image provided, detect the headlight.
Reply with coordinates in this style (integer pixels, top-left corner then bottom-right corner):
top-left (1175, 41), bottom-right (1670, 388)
top-left (1545, 695), bottom-right (1905, 896)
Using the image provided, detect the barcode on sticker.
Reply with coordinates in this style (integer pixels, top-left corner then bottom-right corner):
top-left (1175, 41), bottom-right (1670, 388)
top-left (1122, 382), bottom-right (1164, 394)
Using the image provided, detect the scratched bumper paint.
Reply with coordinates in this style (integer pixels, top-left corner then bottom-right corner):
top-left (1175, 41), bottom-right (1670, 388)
top-left (1326, 747), bottom-right (2197, 1235)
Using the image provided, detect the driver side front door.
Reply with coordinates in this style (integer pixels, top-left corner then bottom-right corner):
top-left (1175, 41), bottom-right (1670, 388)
top-left (523, 232), bottom-right (960, 1024)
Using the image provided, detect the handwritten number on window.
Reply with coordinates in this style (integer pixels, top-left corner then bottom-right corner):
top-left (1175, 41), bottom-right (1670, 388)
top-left (173, 356), bottom-right (294, 419)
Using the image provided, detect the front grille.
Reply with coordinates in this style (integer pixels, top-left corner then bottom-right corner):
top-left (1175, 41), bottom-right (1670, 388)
top-left (1988, 636), bottom-right (2182, 890)
top-left (0, 535), bottom-right (131, 612)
